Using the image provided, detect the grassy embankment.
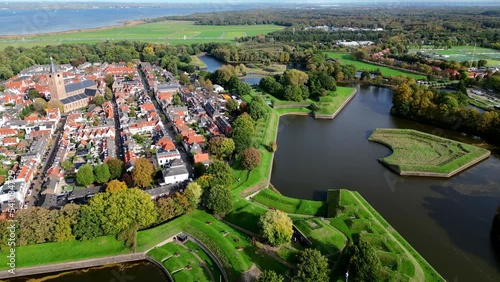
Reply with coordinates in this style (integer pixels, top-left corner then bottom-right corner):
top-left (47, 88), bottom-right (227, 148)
top-left (324, 52), bottom-right (425, 79)
top-left (0, 21), bottom-right (284, 50)
top-left (189, 55), bottom-right (208, 69)
top-left (369, 128), bottom-right (490, 176)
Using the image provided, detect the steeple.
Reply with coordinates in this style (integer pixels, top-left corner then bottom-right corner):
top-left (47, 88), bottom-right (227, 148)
top-left (49, 56), bottom-right (58, 73)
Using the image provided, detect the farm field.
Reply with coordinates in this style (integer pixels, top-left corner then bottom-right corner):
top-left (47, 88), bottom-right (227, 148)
top-left (369, 128), bottom-right (491, 176)
top-left (324, 52), bottom-right (425, 79)
top-left (0, 21), bottom-right (284, 50)
top-left (408, 45), bottom-right (500, 67)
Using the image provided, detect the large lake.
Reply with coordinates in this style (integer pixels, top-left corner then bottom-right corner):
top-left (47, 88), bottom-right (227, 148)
top-left (271, 85), bottom-right (500, 281)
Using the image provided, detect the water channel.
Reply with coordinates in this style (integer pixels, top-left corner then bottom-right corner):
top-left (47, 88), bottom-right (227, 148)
top-left (271, 85), bottom-right (500, 281)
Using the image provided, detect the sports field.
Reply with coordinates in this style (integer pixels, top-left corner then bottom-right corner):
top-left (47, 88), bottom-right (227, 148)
top-left (408, 45), bottom-right (500, 67)
top-left (0, 21), bottom-right (284, 49)
top-left (324, 52), bottom-right (424, 79)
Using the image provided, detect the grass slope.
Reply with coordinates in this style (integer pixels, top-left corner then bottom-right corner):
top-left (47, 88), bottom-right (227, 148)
top-left (324, 52), bottom-right (424, 79)
top-left (0, 21), bottom-right (284, 49)
top-left (252, 188), bottom-right (327, 216)
top-left (369, 128), bottom-right (490, 175)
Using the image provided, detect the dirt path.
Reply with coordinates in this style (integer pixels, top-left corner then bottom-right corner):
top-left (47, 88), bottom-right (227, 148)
top-left (351, 194), bottom-right (425, 282)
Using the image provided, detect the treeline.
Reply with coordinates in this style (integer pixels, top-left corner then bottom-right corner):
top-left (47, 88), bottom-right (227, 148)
top-left (0, 183), bottom-right (200, 250)
top-left (391, 80), bottom-right (500, 143)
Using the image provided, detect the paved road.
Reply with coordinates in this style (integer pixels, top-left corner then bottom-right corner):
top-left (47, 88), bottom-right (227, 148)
top-left (0, 253), bottom-right (145, 279)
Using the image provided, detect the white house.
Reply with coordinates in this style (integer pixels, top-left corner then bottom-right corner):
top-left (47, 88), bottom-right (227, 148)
top-left (162, 159), bottom-right (189, 185)
top-left (213, 84), bottom-right (224, 93)
top-left (156, 149), bottom-right (181, 167)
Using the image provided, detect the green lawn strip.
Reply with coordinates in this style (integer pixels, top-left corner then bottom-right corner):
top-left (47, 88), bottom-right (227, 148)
top-left (252, 188), bottom-right (327, 216)
top-left (293, 218), bottom-right (346, 257)
top-left (224, 196), bottom-right (268, 235)
top-left (276, 245), bottom-right (302, 264)
top-left (369, 128), bottom-right (490, 174)
top-left (0, 236), bottom-right (130, 270)
top-left (349, 191), bottom-right (444, 281)
top-left (185, 240), bottom-right (224, 281)
top-left (324, 52), bottom-right (424, 79)
top-left (315, 87), bottom-right (355, 115)
top-left (275, 107), bottom-right (311, 115)
top-left (190, 55), bottom-right (208, 68)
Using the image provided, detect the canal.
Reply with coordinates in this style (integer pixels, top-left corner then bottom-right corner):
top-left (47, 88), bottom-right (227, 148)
top-left (271, 85), bottom-right (500, 281)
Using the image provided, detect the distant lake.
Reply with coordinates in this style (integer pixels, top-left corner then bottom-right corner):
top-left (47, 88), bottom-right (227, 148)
top-left (0, 5), bottom-right (264, 36)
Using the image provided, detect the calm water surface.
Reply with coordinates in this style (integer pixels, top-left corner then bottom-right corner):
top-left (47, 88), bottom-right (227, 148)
top-left (271, 85), bottom-right (500, 281)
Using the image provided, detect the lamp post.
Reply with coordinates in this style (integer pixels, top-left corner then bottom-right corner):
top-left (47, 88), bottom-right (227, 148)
top-left (345, 271), bottom-right (349, 282)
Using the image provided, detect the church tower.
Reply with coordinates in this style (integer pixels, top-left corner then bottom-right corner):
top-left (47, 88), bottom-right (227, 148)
top-left (47, 57), bottom-right (66, 100)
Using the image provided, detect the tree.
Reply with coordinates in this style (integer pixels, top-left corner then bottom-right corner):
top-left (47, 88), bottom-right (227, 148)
top-left (106, 179), bottom-right (128, 193)
top-left (173, 94), bottom-right (182, 106)
top-left (260, 209), bottom-right (293, 246)
top-left (156, 193), bottom-right (190, 223)
top-left (27, 89), bottom-right (41, 99)
top-left (184, 182), bottom-right (202, 209)
top-left (258, 270), bottom-right (284, 282)
top-left (232, 113), bottom-right (255, 152)
top-left (206, 160), bottom-right (233, 188)
top-left (248, 95), bottom-right (268, 120)
top-left (62, 159), bottom-right (75, 172)
top-left (33, 98), bottom-right (47, 113)
top-left (346, 240), bottom-right (381, 281)
top-left (236, 81), bottom-right (252, 96)
top-left (94, 95), bottom-right (105, 106)
top-left (293, 249), bottom-right (330, 282)
top-left (94, 163), bottom-right (110, 184)
top-left (194, 162), bottom-right (207, 177)
top-left (206, 185), bottom-right (233, 215)
top-left (132, 158), bottom-right (154, 188)
top-left (282, 69), bottom-right (308, 87)
top-left (226, 98), bottom-right (239, 115)
top-left (16, 208), bottom-right (57, 245)
top-left (208, 137), bottom-right (235, 159)
top-left (269, 141), bottom-right (277, 152)
top-left (180, 73), bottom-right (190, 85)
top-left (54, 216), bottom-right (74, 242)
top-left (227, 76), bottom-right (241, 92)
top-left (241, 147), bottom-right (262, 170)
top-left (106, 158), bottom-right (124, 180)
top-left (104, 87), bottom-right (114, 101)
top-left (76, 164), bottom-right (94, 187)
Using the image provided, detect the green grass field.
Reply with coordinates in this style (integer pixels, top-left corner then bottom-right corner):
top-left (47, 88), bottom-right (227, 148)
top-left (294, 218), bottom-right (347, 258)
top-left (408, 45), bottom-right (500, 67)
top-left (315, 87), bottom-right (356, 115)
top-left (252, 188), bottom-right (327, 216)
top-left (369, 128), bottom-right (490, 176)
top-left (0, 21), bottom-right (284, 50)
top-left (324, 52), bottom-right (425, 79)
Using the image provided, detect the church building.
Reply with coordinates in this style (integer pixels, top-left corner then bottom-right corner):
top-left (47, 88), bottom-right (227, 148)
top-left (47, 57), bottom-right (98, 113)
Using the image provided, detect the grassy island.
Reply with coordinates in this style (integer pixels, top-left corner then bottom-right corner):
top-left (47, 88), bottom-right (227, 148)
top-left (369, 128), bottom-right (491, 177)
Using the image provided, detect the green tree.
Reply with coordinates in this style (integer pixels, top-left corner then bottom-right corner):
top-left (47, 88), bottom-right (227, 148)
top-left (62, 159), bottom-right (75, 172)
top-left (282, 69), bottom-right (309, 87)
top-left (76, 164), bottom-right (94, 187)
top-left (106, 179), bottom-right (128, 193)
top-left (258, 270), bottom-right (284, 282)
top-left (173, 95), bottom-right (182, 106)
top-left (16, 208), bottom-right (57, 245)
top-left (104, 87), bottom-right (114, 101)
top-left (180, 73), bottom-right (190, 85)
top-left (248, 95), bottom-right (268, 120)
top-left (206, 160), bottom-right (233, 188)
top-left (54, 216), bottom-right (74, 242)
top-left (226, 98), bottom-right (239, 115)
top-left (208, 137), bottom-right (235, 159)
top-left (132, 158), bottom-right (154, 188)
top-left (194, 162), bottom-right (207, 177)
top-left (207, 185), bottom-right (233, 215)
top-left (106, 158), bottom-right (125, 180)
top-left (241, 147), bottom-right (262, 170)
top-left (236, 81), bottom-right (252, 96)
top-left (293, 249), bottom-right (330, 282)
top-left (184, 182), bottom-right (202, 209)
top-left (94, 163), bottom-right (111, 184)
top-left (260, 209), bottom-right (293, 246)
top-left (346, 240), bottom-right (381, 281)
top-left (33, 98), bottom-right (47, 113)
top-left (27, 89), bottom-right (41, 99)
top-left (94, 95), bottom-right (105, 106)
top-left (232, 113), bottom-right (255, 152)
top-left (269, 141), bottom-right (277, 152)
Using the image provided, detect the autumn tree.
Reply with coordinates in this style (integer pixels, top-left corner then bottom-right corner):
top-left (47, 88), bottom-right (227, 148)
top-left (184, 182), bottom-right (202, 209)
top-left (260, 209), bottom-right (293, 246)
top-left (282, 69), bottom-right (309, 87)
top-left (156, 192), bottom-right (190, 223)
top-left (33, 98), bottom-right (47, 113)
top-left (106, 179), bottom-right (128, 193)
top-left (232, 113), bottom-right (255, 153)
top-left (241, 147), bottom-right (262, 170)
top-left (206, 185), bottom-right (233, 216)
top-left (293, 249), bottom-right (330, 282)
top-left (106, 158), bottom-right (125, 180)
top-left (16, 208), bottom-right (57, 245)
top-left (248, 95), bottom-right (268, 120)
top-left (132, 158), bottom-right (154, 189)
top-left (94, 163), bottom-right (110, 184)
top-left (269, 141), bottom-right (277, 152)
top-left (76, 164), bottom-right (94, 187)
top-left (208, 137), bottom-right (235, 159)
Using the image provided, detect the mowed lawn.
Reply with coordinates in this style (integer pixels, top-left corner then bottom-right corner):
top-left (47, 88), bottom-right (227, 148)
top-left (324, 52), bottom-right (424, 79)
top-left (408, 45), bottom-right (500, 67)
top-left (0, 21), bottom-right (284, 49)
